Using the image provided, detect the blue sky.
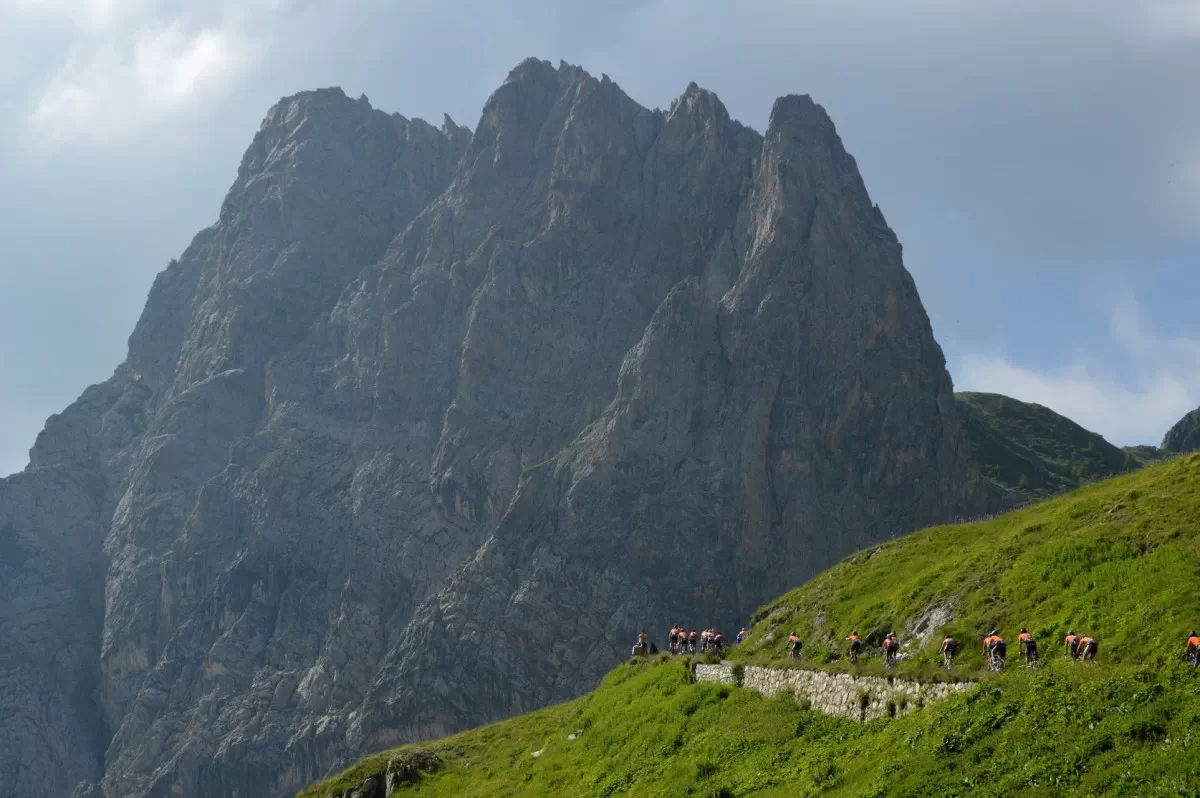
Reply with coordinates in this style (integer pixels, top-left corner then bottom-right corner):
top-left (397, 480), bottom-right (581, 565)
top-left (1, 0), bottom-right (1198, 476)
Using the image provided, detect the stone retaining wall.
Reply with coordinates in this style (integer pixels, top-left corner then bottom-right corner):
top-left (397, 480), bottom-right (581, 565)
top-left (693, 663), bottom-right (973, 722)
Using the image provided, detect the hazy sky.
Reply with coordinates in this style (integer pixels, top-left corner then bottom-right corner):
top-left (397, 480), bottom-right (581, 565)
top-left (1, 0), bottom-right (1198, 477)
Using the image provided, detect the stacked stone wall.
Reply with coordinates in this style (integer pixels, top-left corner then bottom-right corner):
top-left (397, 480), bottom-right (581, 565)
top-left (693, 663), bottom-right (973, 722)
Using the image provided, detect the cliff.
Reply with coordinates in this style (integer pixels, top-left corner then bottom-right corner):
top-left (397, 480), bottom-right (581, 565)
top-left (0, 59), bottom-right (990, 797)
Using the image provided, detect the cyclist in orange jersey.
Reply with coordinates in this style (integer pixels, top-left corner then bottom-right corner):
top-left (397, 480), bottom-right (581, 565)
top-left (1064, 631), bottom-right (1080, 659)
top-left (786, 632), bottom-right (802, 660)
top-left (1018, 628), bottom-right (1038, 665)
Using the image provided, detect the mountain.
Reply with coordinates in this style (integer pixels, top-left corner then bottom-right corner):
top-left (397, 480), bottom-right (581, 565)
top-left (302, 453), bottom-right (1200, 797)
top-left (1123, 444), bottom-right (1169, 465)
top-left (0, 59), bottom-right (993, 798)
top-left (1162, 406), bottom-right (1200, 454)
top-left (956, 391), bottom-right (1139, 500)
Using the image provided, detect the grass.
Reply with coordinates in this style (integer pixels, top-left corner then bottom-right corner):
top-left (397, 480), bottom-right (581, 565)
top-left (733, 452), bottom-right (1200, 675)
top-left (956, 391), bottom-right (1140, 498)
top-left (302, 454), bottom-right (1200, 797)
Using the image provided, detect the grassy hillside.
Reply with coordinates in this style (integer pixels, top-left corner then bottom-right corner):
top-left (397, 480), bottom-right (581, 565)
top-left (303, 453), bottom-right (1200, 797)
top-left (957, 391), bottom-right (1140, 499)
top-left (732, 451), bottom-right (1199, 674)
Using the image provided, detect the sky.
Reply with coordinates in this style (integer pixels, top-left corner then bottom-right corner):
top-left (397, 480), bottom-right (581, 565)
top-left (1, 0), bottom-right (1197, 477)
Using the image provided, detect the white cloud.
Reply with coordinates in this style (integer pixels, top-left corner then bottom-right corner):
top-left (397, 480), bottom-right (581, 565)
top-left (31, 21), bottom-right (253, 142)
top-left (957, 298), bottom-right (1200, 446)
top-left (10, 1), bottom-right (285, 145)
top-left (5, 0), bottom-right (151, 31)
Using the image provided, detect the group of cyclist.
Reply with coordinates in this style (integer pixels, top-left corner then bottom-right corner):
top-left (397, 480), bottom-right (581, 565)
top-left (942, 628), bottom-right (1096, 670)
top-left (668, 626), bottom-right (736, 655)
top-left (646, 623), bottom-right (1200, 672)
top-left (834, 626), bottom-right (1102, 670)
top-left (842, 630), bottom-right (900, 667)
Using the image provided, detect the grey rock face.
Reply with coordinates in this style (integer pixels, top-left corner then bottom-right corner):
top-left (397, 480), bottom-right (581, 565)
top-left (0, 59), bottom-right (991, 798)
top-left (1162, 407), bottom-right (1200, 454)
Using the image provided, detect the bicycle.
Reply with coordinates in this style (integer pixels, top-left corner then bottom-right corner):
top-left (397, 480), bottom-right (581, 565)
top-left (849, 647), bottom-right (859, 665)
top-left (943, 650), bottom-right (955, 670)
top-left (884, 649), bottom-right (898, 669)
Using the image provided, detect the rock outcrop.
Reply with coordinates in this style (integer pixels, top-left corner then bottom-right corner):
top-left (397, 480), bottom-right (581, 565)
top-left (0, 59), bottom-right (992, 798)
top-left (1162, 407), bottom-right (1200, 454)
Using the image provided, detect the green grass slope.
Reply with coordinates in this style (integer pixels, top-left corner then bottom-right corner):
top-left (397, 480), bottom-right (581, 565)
top-left (733, 451), bottom-right (1199, 674)
top-left (957, 391), bottom-right (1140, 499)
top-left (303, 454), bottom-right (1200, 798)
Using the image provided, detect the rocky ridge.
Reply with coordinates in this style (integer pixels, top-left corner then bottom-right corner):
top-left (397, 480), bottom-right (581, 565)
top-left (1, 59), bottom-right (992, 798)
top-left (956, 391), bottom-right (1139, 501)
top-left (1162, 407), bottom-right (1200, 454)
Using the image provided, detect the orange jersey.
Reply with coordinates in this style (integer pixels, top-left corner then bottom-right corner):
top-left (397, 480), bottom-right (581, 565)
top-left (846, 634), bottom-right (860, 642)
top-left (1019, 633), bottom-right (1033, 643)
top-left (1065, 634), bottom-right (1079, 645)
top-left (1079, 637), bottom-right (1095, 646)
top-left (1187, 636), bottom-right (1200, 649)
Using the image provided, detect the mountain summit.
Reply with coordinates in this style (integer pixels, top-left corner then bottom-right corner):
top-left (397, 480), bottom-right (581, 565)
top-left (0, 59), bottom-right (991, 797)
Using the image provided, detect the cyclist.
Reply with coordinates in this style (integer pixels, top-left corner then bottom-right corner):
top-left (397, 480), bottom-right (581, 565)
top-left (940, 634), bottom-right (958, 669)
top-left (688, 629), bottom-right (699, 654)
top-left (669, 626), bottom-right (680, 654)
top-left (884, 632), bottom-right (900, 668)
top-left (1186, 631), bottom-right (1200, 667)
top-left (787, 632), bottom-right (803, 660)
top-left (736, 627), bottom-right (748, 645)
top-left (1078, 635), bottom-right (1098, 662)
top-left (1064, 630), bottom-right (1080, 660)
top-left (846, 631), bottom-right (862, 664)
top-left (1018, 628), bottom-right (1038, 666)
top-left (983, 630), bottom-right (1006, 670)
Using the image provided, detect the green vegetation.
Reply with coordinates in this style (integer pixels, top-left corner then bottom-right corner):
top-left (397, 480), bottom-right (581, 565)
top-left (956, 391), bottom-right (1139, 499)
top-left (734, 451), bottom-right (1199, 674)
top-left (303, 454), bottom-right (1200, 797)
top-left (1125, 444), bottom-right (1170, 465)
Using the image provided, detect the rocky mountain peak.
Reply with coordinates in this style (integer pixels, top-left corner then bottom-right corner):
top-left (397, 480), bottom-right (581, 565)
top-left (1163, 406), bottom-right (1200, 453)
top-left (1, 59), bottom-right (993, 798)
